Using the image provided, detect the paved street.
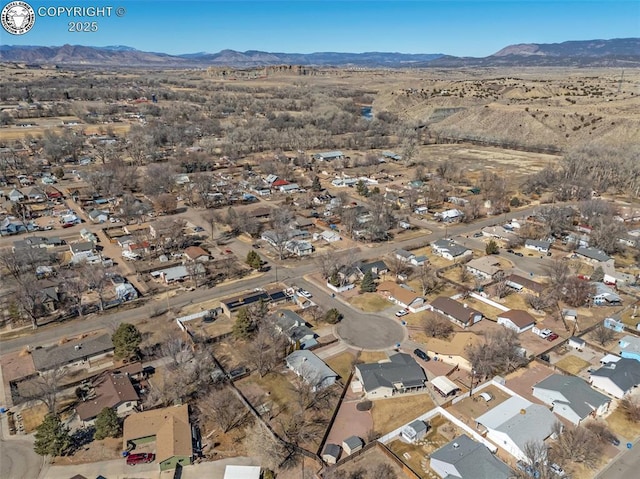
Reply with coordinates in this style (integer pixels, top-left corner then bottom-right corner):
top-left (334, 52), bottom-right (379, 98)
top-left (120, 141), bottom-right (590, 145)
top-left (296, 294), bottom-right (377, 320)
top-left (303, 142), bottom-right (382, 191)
top-left (595, 439), bottom-right (640, 479)
top-left (0, 416), bottom-right (43, 479)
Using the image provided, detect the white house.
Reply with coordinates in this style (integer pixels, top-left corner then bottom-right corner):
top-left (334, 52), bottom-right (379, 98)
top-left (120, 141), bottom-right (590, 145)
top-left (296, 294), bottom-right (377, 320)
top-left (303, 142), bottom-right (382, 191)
top-left (432, 239), bottom-right (471, 261)
top-left (430, 435), bottom-right (513, 479)
top-left (590, 358), bottom-right (640, 399)
top-left (524, 239), bottom-right (551, 253)
top-left (466, 257), bottom-right (503, 280)
top-left (532, 374), bottom-right (610, 425)
top-left (401, 420), bottom-right (428, 443)
top-left (475, 395), bottom-right (556, 461)
top-left (285, 350), bottom-right (338, 391)
top-left (377, 281), bottom-right (426, 312)
top-left (285, 240), bottom-right (313, 256)
top-left (497, 310), bottom-right (536, 334)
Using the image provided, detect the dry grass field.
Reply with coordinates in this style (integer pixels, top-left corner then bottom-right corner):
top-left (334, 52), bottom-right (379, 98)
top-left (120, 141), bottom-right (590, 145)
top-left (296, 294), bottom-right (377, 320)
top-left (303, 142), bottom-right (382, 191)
top-left (371, 393), bottom-right (435, 434)
top-left (348, 292), bottom-right (394, 312)
top-left (324, 351), bottom-right (356, 380)
top-left (555, 355), bottom-right (591, 375)
top-left (20, 402), bottom-right (48, 433)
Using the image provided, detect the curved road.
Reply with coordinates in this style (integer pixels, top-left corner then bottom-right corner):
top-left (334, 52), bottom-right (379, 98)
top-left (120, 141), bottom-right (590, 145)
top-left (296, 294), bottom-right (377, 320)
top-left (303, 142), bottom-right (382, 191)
top-left (0, 203), bottom-right (547, 356)
top-left (0, 423), bottom-right (43, 479)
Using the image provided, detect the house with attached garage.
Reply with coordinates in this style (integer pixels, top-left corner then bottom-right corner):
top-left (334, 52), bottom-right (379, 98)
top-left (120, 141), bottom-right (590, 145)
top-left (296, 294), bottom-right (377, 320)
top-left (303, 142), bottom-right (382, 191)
top-left (504, 274), bottom-right (545, 296)
top-left (430, 434), bottom-right (513, 479)
top-left (591, 282), bottom-right (622, 306)
top-left (429, 296), bottom-right (483, 329)
top-left (31, 333), bottom-right (114, 373)
top-left (589, 358), bottom-right (640, 399)
top-left (377, 281), bottom-right (426, 312)
top-left (575, 247), bottom-right (614, 266)
top-left (466, 256), bottom-right (503, 281)
top-left (88, 209), bottom-right (109, 223)
top-left (272, 309), bottom-right (318, 349)
top-left (431, 239), bottom-right (471, 261)
top-left (532, 374), bottom-right (610, 425)
top-left (313, 151), bottom-right (344, 161)
top-left (475, 395), bottom-right (556, 461)
top-left (123, 404), bottom-right (192, 471)
top-left (497, 310), bottom-right (536, 334)
top-left (354, 352), bottom-right (427, 399)
top-left (76, 370), bottom-right (139, 425)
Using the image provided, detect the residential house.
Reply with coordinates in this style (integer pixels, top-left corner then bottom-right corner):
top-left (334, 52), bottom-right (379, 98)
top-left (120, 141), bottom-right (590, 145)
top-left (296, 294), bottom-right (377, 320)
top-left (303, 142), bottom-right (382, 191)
top-left (504, 274), bottom-right (545, 296)
top-left (184, 246), bottom-right (210, 262)
top-left (524, 239), bottom-right (551, 253)
top-left (589, 358), bottom-right (640, 399)
top-left (618, 335), bottom-right (640, 362)
top-left (410, 255), bottom-right (428, 266)
top-left (575, 247), bottom-right (614, 265)
top-left (25, 187), bottom-right (46, 201)
top-left (497, 310), bottom-right (536, 334)
top-left (475, 395), bottom-right (556, 461)
top-left (273, 309), bottom-right (318, 350)
top-left (430, 434), bottom-right (513, 479)
top-left (115, 283), bottom-right (138, 301)
top-left (285, 239), bottom-right (313, 257)
top-left (354, 353), bottom-right (427, 399)
top-left (151, 264), bottom-right (204, 284)
top-left (76, 371), bottom-right (139, 424)
top-left (285, 350), bottom-right (338, 391)
top-left (220, 289), bottom-right (287, 317)
top-left (31, 333), bottom-right (114, 372)
top-left (88, 209), bottom-right (109, 223)
top-left (429, 297), bottom-right (483, 328)
top-left (401, 420), bottom-right (428, 443)
top-left (7, 188), bottom-right (24, 202)
top-left (39, 284), bottom-right (60, 313)
top-left (123, 404), bottom-right (192, 471)
top-left (562, 309), bottom-right (578, 322)
top-left (319, 230), bottom-right (341, 243)
top-left (1, 217), bottom-right (36, 235)
top-left (592, 282), bottom-right (622, 306)
top-left (481, 225), bottom-right (519, 243)
top-left (279, 183), bottom-right (300, 194)
top-left (377, 281), bottom-right (426, 312)
top-left (313, 151), bottom-right (344, 161)
top-left (436, 209), bottom-right (464, 222)
top-left (431, 239), bottom-right (471, 261)
top-left (532, 374), bottom-right (610, 425)
top-left (70, 242), bottom-right (99, 263)
top-left (356, 260), bottom-right (389, 279)
top-left (342, 436), bottom-right (363, 455)
top-left (466, 257), bottom-right (503, 280)
top-left (395, 249), bottom-right (415, 262)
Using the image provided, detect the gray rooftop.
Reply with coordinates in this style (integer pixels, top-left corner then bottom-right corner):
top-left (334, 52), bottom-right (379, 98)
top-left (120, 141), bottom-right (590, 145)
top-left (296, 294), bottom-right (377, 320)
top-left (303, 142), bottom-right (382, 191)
top-left (430, 434), bottom-right (513, 479)
top-left (533, 374), bottom-right (610, 420)
top-left (590, 358), bottom-right (640, 392)
top-left (356, 353), bottom-right (426, 392)
top-left (322, 443), bottom-right (341, 459)
top-left (475, 396), bottom-right (556, 451)
top-left (525, 239), bottom-right (551, 249)
top-left (70, 241), bottom-right (94, 253)
top-left (576, 247), bottom-right (612, 262)
top-left (286, 350), bottom-right (337, 389)
top-left (31, 333), bottom-right (114, 371)
top-left (432, 239), bottom-right (469, 257)
top-left (619, 335), bottom-right (640, 355)
top-left (342, 435), bottom-right (363, 450)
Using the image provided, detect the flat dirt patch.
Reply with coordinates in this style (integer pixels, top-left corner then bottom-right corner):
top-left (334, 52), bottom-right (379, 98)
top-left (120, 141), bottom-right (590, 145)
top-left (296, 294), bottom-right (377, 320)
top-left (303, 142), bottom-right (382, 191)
top-left (357, 351), bottom-right (388, 363)
top-left (555, 355), bottom-right (591, 375)
top-left (50, 437), bottom-right (122, 465)
top-left (331, 443), bottom-right (406, 479)
top-left (371, 393), bottom-right (435, 435)
top-left (348, 293), bottom-right (393, 312)
top-left (449, 384), bottom-right (512, 422)
top-left (325, 351), bottom-right (356, 380)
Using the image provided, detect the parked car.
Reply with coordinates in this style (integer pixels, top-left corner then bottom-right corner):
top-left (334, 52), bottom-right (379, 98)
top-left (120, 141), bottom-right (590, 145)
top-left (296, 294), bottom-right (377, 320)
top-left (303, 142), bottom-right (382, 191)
top-left (126, 453), bottom-right (155, 466)
top-left (194, 226), bottom-right (205, 232)
top-left (549, 463), bottom-right (566, 477)
top-left (507, 249), bottom-right (515, 254)
top-left (515, 252), bottom-right (524, 257)
top-left (611, 436), bottom-right (621, 446)
top-left (546, 333), bottom-right (559, 341)
top-left (540, 353), bottom-right (551, 362)
top-left (473, 232), bottom-right (483, 237)
top-left (252, 243), bottom-right (260, 249)
top-left (395, 309), bottom-right (409, 317)
top-left (413, 348), bottom-right (430, 361)
top-left (297, 289), bottom-right (312, 298)
top-left (516, 461), bottom-right (540, 479)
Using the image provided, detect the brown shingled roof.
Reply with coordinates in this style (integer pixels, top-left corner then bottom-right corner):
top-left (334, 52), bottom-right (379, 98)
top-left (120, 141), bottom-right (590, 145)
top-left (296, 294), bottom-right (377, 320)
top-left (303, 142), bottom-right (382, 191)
top-left (76, 372), bottom-right (139, 422)
top-left (497, 309), bottom-right (536, 329)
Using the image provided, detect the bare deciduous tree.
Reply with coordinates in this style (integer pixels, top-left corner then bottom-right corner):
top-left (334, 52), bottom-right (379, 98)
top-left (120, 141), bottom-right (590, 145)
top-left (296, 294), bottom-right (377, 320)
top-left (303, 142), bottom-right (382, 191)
top-left (197, 386), bottom-right (249, 433)
top-left (424, 312), bottom-right (454, 339)
top-left (550, 422), bottom-right (602, 470)
top-left (590, 323), bottom-right (615, 346)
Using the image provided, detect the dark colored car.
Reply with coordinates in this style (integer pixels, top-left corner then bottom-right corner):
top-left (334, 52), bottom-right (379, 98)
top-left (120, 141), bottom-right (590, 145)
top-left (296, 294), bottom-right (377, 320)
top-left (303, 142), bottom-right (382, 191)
top-left (515, 252), bottom-right (524, 257)
top-left (611, 436), bottom-right (621, 446)
top-left (507, 249), bottom-right (515, 254)
top-left (126, 452), bottom-right (155, 466)
top-left (473, 232), bottom-right (483, 238)
top-left (414, 349), bottom-right (430, 361)
top-left (540, 353), bottom-right (551, 362)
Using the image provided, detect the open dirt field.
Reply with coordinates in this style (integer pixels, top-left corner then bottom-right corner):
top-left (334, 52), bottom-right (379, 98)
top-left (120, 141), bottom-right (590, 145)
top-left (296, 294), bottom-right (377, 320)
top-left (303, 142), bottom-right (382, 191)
top-left (554, 354), bottom-right (592, 375)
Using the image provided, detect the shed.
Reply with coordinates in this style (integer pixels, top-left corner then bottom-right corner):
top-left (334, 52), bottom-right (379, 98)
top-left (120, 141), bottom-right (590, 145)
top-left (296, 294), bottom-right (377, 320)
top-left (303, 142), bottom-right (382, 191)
top-left (568, 336), bottom-right (586, 351)
top-left (223, 465), bottom-right (261, 479)
top-left (322, 444), bottom-right (341, 464)
top-left (342, 435), bottom-right (363, 455)
top-left (401, 419), bottom-right (428, 443)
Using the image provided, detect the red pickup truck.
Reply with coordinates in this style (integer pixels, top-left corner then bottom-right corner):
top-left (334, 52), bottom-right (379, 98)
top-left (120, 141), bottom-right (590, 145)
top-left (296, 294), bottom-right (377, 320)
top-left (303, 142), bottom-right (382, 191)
top-left (126, 453), bottom-right (155, 466)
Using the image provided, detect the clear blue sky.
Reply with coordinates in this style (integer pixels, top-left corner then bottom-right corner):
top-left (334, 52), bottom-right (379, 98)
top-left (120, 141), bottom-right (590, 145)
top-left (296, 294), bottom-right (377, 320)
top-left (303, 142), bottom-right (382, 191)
top-left (3, 1), bottom-right (639, 57)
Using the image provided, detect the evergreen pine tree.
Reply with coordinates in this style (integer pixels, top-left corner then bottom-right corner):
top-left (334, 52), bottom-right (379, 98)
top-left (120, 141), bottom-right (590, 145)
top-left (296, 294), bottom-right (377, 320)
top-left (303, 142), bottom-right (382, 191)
top-left (34, 414), bottom-right (72, 457)
top-left (360, 270), bottom-right (377, 293)
top-left (94, 407), bottom-right (121, 440)
top-left (311, 176), bottom-right (322, 191)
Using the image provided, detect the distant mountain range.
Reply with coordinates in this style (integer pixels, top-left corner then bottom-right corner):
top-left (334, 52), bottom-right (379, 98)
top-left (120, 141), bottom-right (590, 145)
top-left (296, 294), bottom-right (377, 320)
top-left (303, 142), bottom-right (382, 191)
top-left (1, 38), bottom-right (638, 68)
